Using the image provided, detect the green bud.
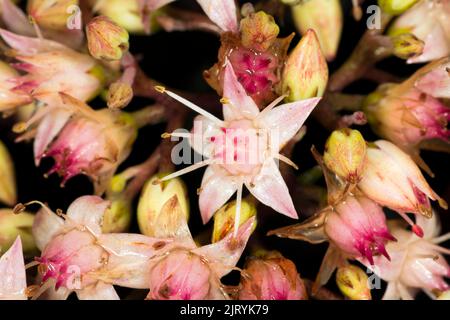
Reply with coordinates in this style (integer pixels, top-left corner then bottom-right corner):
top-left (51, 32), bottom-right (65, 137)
top-left (378, 0), bottom-right (419, 15)
top-left (0, 209), bottom-right (37, 256)
top-left (336, 265), bottom-right (372, 300)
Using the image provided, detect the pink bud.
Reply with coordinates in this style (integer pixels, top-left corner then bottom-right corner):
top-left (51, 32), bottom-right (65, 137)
top-left (325, 195), bottom-right (394, 264)
top-left (147, 250), bottom-right (212, 300)
top-left (238, 251), bottom-right (307, 300)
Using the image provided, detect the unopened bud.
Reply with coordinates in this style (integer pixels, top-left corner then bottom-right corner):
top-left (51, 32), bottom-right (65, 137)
top-left (107, 82), bottom-right (133, 109)
top-left (323, 129), bottom-right (366, 184)
top-left (0, 209), bottom-right (37, 255)
top-left (137, 174), bottom-right (189, 237)
top-left (212, 199), bottom-right (257, 243)
top-left (27, 0), bottom-right (78, 30)
top-left (336, 265), bottom-right (371, 300)
top-left (437, 290), bottom-right (450, 300)
top-left (102, 198), bottom-right (132, 233)
top-left (0, 140), bottom-right (16, 207)
top-left (282, 29), bottom-right (328, 102)
top-left (378, 0), bottom-right (419, 15)
top-left (240, 11), bottom-right (280, 52)
top-left (291, 0), bottom-right (342, 61)
top-left (86, 15), bottom-right (130, 61)
top-left (391, 33), bottom-right (425, 60)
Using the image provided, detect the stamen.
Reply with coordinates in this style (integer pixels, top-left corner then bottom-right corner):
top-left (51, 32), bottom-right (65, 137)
top-left (161, 132), bottom-right (191, 139)
top-left (29, 16), bottom-right (44, 40)
top-left (397, 211), bottom-right (424, 237)
top-left (275, 153), bottom-right (299, 170)
top-left (31, 278), bottom-right (56, 301)
top-left (155, 86), bottom-right (224, 126)
top-left (233, 182), bottom-right (243, 238)
top-left (25, 261), bottom-right (40, 270)
top-left (433, 232), bottom-right (450, 245)
top-left (257, 94), bottom-right (287, 119)
top-left (158, 159), bottom-right (213, 182)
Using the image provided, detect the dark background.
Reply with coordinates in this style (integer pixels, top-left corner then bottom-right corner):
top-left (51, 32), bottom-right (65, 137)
top-left (1, 0), bottom-right (449, 299)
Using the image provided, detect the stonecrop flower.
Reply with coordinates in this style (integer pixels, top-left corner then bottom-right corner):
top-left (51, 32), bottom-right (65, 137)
top-left (389, 0), bottom-right (450, 64)
top-left (156, 61), bottom-right (320, 233)
top-left (98, 197), bottom-right (256, 300)
top-left (358, 140), bottom-right (447, 235)
top-left (30, 196), bottom-right (121, 300)
top-left (0, 61), bottom-right (32, 114)
top-left (17, 94), bottom-right (137, 194)
top-left (238, 251), bottom-right (307, 300)
top-left (0, 237), bottom-right (27, 300)
top-left (362, 215), bottom-right (450, 300)
top-left (0, 29), bottom-right (104, 107)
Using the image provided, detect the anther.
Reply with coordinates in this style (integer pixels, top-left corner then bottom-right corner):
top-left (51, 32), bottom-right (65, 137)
top-left (154, 86), bottom-right (166, 93)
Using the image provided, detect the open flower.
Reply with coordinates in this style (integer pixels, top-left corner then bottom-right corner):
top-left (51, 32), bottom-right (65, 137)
top-left (22, 93), bottom-right (137, 194)
top-left (30, 196), bottom-right (121, 300)
top-left (361, 214), bottom-right (450, 300)
top-left (0, 237), bottom-right (27, 300)
top-left (238, 251), bottom-right (307, 300)
top-left (97, 197), bottom-right (256, 300)
top-left (0, 60), bottom-right (32, 114)
top-left (156, 61), bottom-right (320, 233)
top-left (389, 0), bottom-right (450, 64)
top-left (0, 29), bottom-right (104, 107)
top-left (358, 140), bottom-right (447, 235)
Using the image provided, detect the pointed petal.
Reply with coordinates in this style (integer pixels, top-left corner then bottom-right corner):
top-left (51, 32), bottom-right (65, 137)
top-left (245, 159), bottom-right (298, 219)
top-left (0, 0), bottom-right (35, 37)
top-left (0, 237), bottom-right (27, 300)
top-left (196, 0), bottom-right (238, 33)
top-left (190, 115), bottom-right (221, 158)
top-left (382, 282), bottom-right (400, 300)
top-left (415, 60), bottom-right (450, 99)
top-left (66, 196), bottom-right (110, 236)
top-left (199, 165), bottom-right (238, 224)
top-left (98, 233), bottom-right (176, 289)
top-left (34, 108), bottom-right (72, 165)
top-left (76, 282), bottom-right (119, 300)
top-left (0, 29), bottom-right (66, 55)
top-left (222, 61), bottom-right (259, 121)
top-left (313, 245), bottom-right (343, 294)
top-left (192, 216), bottom-right (255, 278)
top-left (257, 98), bottom-right (321, 148)
top-left (32, 206), bottom-right (64, 251)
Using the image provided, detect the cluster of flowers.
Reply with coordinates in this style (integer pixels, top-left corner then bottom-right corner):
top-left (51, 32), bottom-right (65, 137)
top-left (0, 0), bottom-right (449, 300)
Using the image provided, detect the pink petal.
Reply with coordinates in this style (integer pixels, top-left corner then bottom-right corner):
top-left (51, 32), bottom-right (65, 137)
top-left (196, 0), bottom-right (238, 33)
top-left (189, 115), bottom-right (221, 159)
top-left (66, 196), bottom-right (110, 235)
top-left (415, 61), bottom-right (450, 99)
top-left (407, 25), bottom-right (450, 64)
top-left (192, 216), bottom-right (256, 278)
top-left (32, 206), bottom-right (64, 251)
top-left (257, 98), bottom-right (321, 148)
top-left (199, 165), bottom-right (239, 224)
top-left (0, 29), bottom-right (66, 55)
top-left (245, 159), bottom-right (298, 219)
top-left (0, 237), bottom-right (27, 300)
top-left (34, 108), bottom-right (72, 165)
top-left (0, 0), bottom-right (35, 36)
top-left (76, 282), bottom-right (119, 300)
top-left (222, 61), bottom-right (260, 121)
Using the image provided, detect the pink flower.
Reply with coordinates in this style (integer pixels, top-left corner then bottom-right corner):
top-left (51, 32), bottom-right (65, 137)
top-left (18, 93), bottom-right (136, 194)
top-left (0, 61), bottom-right (33, 113)
top-left (358, 140), bottom-right (447, 235)
top-left (0, 237), bottom-right (27, 300)
top-left (238, 251), bottom-right (307, 300)
top-left (324, 195), bottom-right (395, 265)
top-left (97, 201), bottom-right (256, 300)
top-left (0, 29), bottom-right (103, 107)
top-left (137, 0), bottom-right (238, 33)
top-left (30, 196), bottom-right (120, 300)
top-left (390, 0), bottom-right (450, 64)
top-left (360, 214), bottom-right (450, 300)
top-left (156, 62), bottom-right (320, 232)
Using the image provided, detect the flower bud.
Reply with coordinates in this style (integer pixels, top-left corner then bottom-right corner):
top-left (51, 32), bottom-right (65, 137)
top-left (106, 81), bottom-right (133, 109)
top-left (238, 251), bottom-right (307, 300)
top-left (212, 199), bottom-right (257, 243)
top-left (378, 0), bottom-right (419, 15)
top-left (323, 129), bottom-right (366, 184)
top-left (87, 16), bottom-right (130, 61)
top-left (0, 140), bottom-right (16, 207)
top-left (291, 0), bottom-right (342, 61)
top-left (282, 29), bottom-right (328, 102)
top-left (437, 290), bottom-right (450, 300)
top-left (0, 61), bottom-right (32, 113)
top-left (0, 209), bottom-right (37, 255)
top-left (336, 265), bottom-right (371, 300)
top-left (27, 0), bottom-right (79, 30)
top-left (358, 140), bottom-right (447, 224)
top-left (391, 33), bottom-right (425, 60)
top-left (102, 197), bottom-right (132, 233)
top-left (240, 11), bottom-right (280, 52)
top-left (137, 174), bottom-right (189, 237)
